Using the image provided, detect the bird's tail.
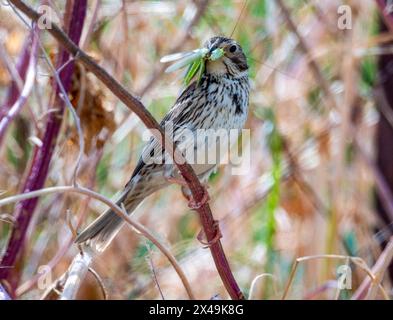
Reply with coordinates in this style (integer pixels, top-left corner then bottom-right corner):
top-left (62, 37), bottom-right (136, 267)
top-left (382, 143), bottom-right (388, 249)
top-left (75, 190), bottom-right (143, 252)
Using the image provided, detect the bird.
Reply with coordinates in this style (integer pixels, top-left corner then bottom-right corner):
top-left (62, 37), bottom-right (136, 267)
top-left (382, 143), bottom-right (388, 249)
top-left (75, 36), bottom-right (250, 251)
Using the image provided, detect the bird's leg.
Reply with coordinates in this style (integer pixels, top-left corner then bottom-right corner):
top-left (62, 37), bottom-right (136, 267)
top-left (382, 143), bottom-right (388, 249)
top-left (165, 170), bottom-right (217, 246)
top-left (164, 169), bottom-right (210, 209)
top-left (164, 167), bottom-right (189, 187)
top-left (165, 175), bottom-right (189, 187)
top-left (197, 220), bottom-right (222, 248)
top-left (187, 187), bottom-right (210, 210)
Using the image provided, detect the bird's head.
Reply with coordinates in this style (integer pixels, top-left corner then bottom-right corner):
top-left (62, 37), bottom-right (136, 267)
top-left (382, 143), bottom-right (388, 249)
top-left (204, 36), bottom-right (248, 77)
top-left (161, 36), bottom-right (248, 84)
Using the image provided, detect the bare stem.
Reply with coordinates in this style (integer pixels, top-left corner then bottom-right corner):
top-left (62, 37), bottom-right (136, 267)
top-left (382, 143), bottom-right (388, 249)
top-left (0, 185), bottom-right (195, 300)
top-left (60, 251), bottom-right (93, 300)
top-left (282, 254), bottom-right (388, 300)
top-left (352, 237), bottom-right (393, 299)
top-left (275, 0), bottom-right (338, 111)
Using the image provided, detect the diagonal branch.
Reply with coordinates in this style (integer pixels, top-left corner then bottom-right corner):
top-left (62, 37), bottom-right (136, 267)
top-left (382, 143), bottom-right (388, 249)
top-left (0, 185), bottom-right (195, 300)
top-left (7, 0), bottom-right (244, 299)
top-left (275, 0), bottom-right (338, 111)
top-left (352, 237), bottom-right (393, 299)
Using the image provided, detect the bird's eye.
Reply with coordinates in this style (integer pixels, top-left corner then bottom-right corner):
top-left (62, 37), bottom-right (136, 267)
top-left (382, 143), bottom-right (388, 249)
top-left (229, 45), bottom-right (237, 53)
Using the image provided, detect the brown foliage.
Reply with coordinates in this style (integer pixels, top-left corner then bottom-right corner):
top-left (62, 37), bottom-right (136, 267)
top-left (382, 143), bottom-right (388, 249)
top-left (69, 62), bottom-right (115, 154)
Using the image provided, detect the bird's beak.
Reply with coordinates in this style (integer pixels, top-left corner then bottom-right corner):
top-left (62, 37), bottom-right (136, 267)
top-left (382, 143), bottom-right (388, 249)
top-left (206, 46), bottom-right (215, 58)
top-left (209, 47), bottom-right (225, 61)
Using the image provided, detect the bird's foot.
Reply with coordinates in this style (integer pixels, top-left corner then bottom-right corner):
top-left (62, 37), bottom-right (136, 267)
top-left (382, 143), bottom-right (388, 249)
top-left (165, 173), bottom-right (210, 209)
top-left (197, 220), bottom-right (222, 248)
top-left (165, 175), bottom-right (189, 187)
top-left (187, 187), bottom-right (210, 210)
top-left (166, 174), bottom-right (210, 188)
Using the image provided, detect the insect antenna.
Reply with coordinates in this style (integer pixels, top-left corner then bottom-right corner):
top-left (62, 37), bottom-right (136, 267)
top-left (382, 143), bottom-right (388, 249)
top-left (230, 0), bottom-right (249, 38)
top-left (247, 56), bottom-right (315, 87)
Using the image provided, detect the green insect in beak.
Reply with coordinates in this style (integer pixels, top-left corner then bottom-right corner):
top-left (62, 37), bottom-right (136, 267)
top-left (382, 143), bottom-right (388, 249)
top-left (161, 47), bottom-right (225, 86)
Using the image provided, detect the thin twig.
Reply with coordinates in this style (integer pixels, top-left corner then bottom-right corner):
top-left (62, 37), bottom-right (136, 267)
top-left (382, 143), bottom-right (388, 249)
top-left (275, 0), bottom-right (338, 111)
top-left (11, 6), bottom-right (85, 182)
top-left (40, 273), bottom-right (66, 300)
top-left (0, 214), bottom-right (16, 224)
top-left (80, 0), bottom-right (100, 50)
top-left (145, 239), bottom-right (165, 300)
top-left (366, 238), bottom-right (393, 299)
top-left (16, 151), bottom-right (103, 297)
top-left (87, 266), bottom-right (108, 300)
top-left (248, 273), bottom-right (277, 300)
top-left (282, 254), bottom-right (389, 300)
top-left (0, 185), bottom-right (195, 299)
top-left (37, 39), bottom-right (85, 185)
top-left (60, 250), bottom-right (93, 300)
top-left (353, 237), bottom-right (393, 299)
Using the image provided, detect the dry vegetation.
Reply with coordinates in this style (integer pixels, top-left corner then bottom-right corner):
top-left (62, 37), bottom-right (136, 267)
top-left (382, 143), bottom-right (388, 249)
top-left (0, 0), bottom-right (393, 300)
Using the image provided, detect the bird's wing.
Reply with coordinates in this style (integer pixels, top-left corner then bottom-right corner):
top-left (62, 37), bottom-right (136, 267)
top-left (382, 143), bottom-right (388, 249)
top-left (129, 82), bottom-right (200, 182)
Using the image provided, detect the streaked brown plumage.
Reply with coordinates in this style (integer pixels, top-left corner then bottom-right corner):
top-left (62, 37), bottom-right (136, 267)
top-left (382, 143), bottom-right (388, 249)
top-left (75, 36), bottom-right (250, 251)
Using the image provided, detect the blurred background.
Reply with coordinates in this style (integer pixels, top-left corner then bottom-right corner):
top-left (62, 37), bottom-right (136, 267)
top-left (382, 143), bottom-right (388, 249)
top-left (1, 0), bottom-right (393, 299)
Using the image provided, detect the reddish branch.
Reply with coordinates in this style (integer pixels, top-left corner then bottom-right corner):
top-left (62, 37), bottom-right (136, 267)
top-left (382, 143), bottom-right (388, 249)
top-left (372, 5), bottom-right (393, 285)
top-left (348, 2), bottom-right (393, 297)
top-left (5, 0), bottom-right (244, 299)
top-left (0, 0), bottom-right (87, 291)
